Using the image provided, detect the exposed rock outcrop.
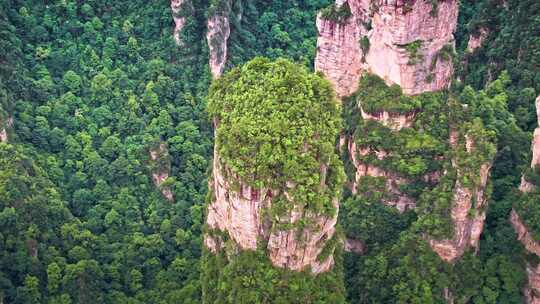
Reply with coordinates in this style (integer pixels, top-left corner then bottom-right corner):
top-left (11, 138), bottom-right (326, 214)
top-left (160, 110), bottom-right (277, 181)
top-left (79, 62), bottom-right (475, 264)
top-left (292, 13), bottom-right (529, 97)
top-left (511, 210), bottom-right (540, 304)
top-left (205, 125), bottom-right (339, 274)
top-left (466, 27), bottom-right (489, 53)
top-left (520, 96), bottom-right (540, 192)
top-left (360, 106), bottom-right (416, 131)
top-left (512, 96), bottom-right (540, 303)
top-left (0, 126), bottom-right (7, 143)
top-left (149, 143), bottom-right (174, 201)
top-left (428, 131), bottom-right (492, 262)
top-left (344, 238), bottom-right (365, 254)
top-left (206, 2), bottom-right (232, 78)
top-left (511, 210), bottom-right (540, 257)
top-left (349, 140), bottom-right (416, 212)
top-left (171, 0), bottom-right (191, 45)
top-left (0, 116), bottom-right (11, 143)
top-left (315, 0), bottom-right (458, 97)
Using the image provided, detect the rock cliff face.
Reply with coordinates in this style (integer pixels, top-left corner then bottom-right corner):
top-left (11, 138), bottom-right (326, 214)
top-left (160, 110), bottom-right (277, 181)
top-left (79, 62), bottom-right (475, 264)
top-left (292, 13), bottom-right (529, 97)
top-left (511, 210), bottom-right (540, 304)
top-left (348, 140), bottom-right (416, 212)
top-left (512, 96), bottom-right (540, 303)
top-left (360, 106), bottom-right (416, 130)
top-left (205, 124), bottom-right (339, 274)
top-left (171, 0), bottom-right (191, 45)
top-left (0, 116), bottom-right (11, 143)
top-left (315, 0), bottom-right (458, 97)
top-left (466, 27), bottom-right (489, 53)
top-left (520, 96), bottom-right (540, 192)
top-left (149, 143), bottom-right (174, 201)
top-left (206, 2), bottom-right (232, 78)
top-left (428, 132), bottom-right (491, 262)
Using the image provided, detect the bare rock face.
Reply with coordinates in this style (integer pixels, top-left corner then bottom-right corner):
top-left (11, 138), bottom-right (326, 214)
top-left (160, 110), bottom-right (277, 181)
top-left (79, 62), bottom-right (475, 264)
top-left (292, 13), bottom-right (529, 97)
top-left (205, 131), bottom-right (339, 274)
top-left (149, 143), bottom-right (174, 201)
top-left (171, 0), bottom-right (191, 45)
top-left (206, 2), bottom-right (231, 78)
top-left (315, 0), bottom-right (458, 97)
top-left (315, 0), bottom-right (369, 98)
top-left (520, 96), bottom-right (540, 192)
top-left (466, 27), bottom-right (489, 53)
top-left (360, 106), bottom-right (416, 131)
top-left (525, 263), bottom-right (540, 304)
top-left (428, 132), bottom-right (492, 262)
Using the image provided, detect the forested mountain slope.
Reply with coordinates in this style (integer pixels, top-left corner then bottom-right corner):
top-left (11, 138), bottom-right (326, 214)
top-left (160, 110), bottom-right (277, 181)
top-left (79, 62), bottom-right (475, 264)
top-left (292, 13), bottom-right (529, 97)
top-left (0, 0), bottom-right (539, 303)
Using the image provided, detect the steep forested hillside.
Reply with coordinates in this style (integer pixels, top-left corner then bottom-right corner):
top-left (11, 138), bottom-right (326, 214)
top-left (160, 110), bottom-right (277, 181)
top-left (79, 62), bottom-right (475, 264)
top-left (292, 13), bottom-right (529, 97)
top-left (1, 0), bottom-right (539, 303)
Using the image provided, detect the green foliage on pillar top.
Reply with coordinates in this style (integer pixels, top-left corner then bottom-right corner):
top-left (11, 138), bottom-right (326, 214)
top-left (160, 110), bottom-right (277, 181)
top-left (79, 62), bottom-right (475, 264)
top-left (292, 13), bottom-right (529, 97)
top-left (207, 57), bottom-right (345, 216)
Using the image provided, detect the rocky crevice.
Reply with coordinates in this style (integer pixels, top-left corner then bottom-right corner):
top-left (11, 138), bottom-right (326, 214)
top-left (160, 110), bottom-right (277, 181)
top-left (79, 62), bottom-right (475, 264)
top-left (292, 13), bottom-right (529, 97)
top-left (315, 0), bottom-right (458, 97)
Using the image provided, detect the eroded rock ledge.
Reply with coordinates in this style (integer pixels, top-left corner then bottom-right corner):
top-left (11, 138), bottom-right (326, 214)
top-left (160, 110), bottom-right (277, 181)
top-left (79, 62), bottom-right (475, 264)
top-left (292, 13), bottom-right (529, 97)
top-left (315, 0), bottom-right (458, 97)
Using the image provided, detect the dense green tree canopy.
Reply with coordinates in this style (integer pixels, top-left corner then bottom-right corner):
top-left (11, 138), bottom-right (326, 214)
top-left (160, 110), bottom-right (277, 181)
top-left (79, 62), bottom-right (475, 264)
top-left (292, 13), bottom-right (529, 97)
top-left (208, 57), bottom-right (344, 216)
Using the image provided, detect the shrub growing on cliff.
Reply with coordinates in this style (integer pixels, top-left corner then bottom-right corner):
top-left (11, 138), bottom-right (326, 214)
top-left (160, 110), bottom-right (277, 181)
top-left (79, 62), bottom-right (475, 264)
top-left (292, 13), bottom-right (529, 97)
top-left (208, 57), bottom-right (345, 217)
top-left (319, 2), bottom-right (352, 24)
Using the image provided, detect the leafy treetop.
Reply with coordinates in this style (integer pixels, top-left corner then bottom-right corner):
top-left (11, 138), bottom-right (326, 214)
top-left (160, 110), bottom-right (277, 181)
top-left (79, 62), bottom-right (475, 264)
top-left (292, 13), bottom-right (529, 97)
top-left (208, 57), bottom-right (344, 215)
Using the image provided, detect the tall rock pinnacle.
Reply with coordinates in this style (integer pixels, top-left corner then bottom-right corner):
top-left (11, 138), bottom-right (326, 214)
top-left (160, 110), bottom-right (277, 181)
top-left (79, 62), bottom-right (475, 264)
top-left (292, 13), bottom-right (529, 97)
top-left (315, 0), bottom-right (458, 97)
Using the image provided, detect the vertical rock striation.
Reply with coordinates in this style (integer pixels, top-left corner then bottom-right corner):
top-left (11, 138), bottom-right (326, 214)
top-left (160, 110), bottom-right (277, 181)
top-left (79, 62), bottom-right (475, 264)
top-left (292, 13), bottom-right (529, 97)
top-left (428, 131), bottom-right (492, 262)
top-left (317, 0), bottom-right (492, 264)
top-left (315, 0), bottom-right (458, 97)
top-left (171, 0), bottom-right (191, 45)
top-left (206, 1), bottom-right (232, 78)
top-left (512, 96), bottom-right (540, 303)
top-left (203, 58), bottom-right (345, 284)
top-left (520, 96), bottom-right (540, 193)
top-left (205, 123), bottom-right (340, 274)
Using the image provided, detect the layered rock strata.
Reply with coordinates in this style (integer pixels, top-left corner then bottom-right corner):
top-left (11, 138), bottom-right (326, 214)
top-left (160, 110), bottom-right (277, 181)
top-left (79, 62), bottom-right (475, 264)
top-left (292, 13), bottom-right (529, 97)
top-left (205, 131), bottom-right (339, 274)
top-left (206, 1), bottom-right (232, 78)
top-left (315, 0), bottom-right (458, 97)
top-left (171, 0), bottom-right (191, 45)
top-left (512, 96), bottom-right (540, 303)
